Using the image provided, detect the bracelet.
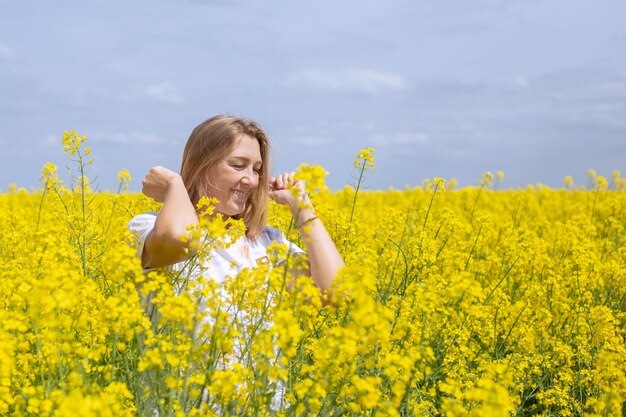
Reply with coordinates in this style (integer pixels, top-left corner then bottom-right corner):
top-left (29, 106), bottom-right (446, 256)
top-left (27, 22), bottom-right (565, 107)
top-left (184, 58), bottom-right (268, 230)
top-left (296, 215), bottom-right (318, 230)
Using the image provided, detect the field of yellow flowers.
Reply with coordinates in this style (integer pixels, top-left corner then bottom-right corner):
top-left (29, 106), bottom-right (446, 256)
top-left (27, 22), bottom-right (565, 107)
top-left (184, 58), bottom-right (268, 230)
top-left (1, 133), bottom-right (625, 416)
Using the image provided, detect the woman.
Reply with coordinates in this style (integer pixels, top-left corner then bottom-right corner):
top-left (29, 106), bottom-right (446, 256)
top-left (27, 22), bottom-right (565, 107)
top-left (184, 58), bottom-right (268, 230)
top-left (128, 115), bottom-right (344, 304)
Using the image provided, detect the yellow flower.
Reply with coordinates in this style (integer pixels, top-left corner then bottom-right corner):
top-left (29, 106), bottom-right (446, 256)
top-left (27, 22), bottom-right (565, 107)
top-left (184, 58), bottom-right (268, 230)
top-left (295, 163), bottom-right (328, 194)
top-left (563, 175), bottom-right (573, 188)
top-left (62, 131), bottom-right (87, 156)
top-left (40, 162), bottom-right (63, 190)
top-left (478, 171), bottom-right (493, 187)
top-left (433, 177), bottom-right (446, 191)
top-left (116, 169), bottom-right (132, 190)
top-left (592, 175), bottom-right (608, 191)
top-left (3, 139), bottom-right (626, 416)
top-left (354, 147), bottom-right (375, 170)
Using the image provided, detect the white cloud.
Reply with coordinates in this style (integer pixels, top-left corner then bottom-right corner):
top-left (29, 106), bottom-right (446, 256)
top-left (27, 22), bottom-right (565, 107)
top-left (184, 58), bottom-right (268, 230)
top-left (372, 132), bottom-right (430, 147)
top-left (284, 68), bottom-right (409, 94)
top-left (91, 132), bottom-right (163, 144)
top-left (0, 42), bottom-right (15, 60)
top-left (144, 82), bottom-right (184, 105)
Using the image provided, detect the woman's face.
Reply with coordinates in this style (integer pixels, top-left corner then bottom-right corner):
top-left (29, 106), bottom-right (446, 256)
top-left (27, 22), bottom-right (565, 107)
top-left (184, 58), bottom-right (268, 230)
top-left (206, 134), bottom-right (262, 217)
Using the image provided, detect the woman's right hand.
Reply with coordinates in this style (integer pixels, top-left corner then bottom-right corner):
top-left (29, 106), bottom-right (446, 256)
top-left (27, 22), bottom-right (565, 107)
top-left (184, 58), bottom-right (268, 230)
top-left (141, 166), bottom-right (183, 203)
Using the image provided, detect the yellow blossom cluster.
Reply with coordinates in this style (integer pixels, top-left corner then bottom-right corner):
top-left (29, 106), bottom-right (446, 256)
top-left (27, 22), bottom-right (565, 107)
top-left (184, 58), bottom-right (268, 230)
top-left (295, 163), bottom-right (329, 194)
top-left (61, 130), bottom-right (87, 156)
top-left (353, 147), bottom-right (375, 171)
top-left (0, 140), bottom-right (625, 416)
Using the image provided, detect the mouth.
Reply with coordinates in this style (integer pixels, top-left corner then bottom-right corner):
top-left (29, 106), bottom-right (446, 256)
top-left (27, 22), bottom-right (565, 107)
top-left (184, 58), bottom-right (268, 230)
top-left (231, 189), bottom-right (250, 200)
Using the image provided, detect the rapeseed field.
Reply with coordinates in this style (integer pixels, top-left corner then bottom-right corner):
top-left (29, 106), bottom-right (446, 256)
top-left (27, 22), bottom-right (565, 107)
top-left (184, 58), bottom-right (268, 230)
top-left (1, 132), bottom-right (625, 416)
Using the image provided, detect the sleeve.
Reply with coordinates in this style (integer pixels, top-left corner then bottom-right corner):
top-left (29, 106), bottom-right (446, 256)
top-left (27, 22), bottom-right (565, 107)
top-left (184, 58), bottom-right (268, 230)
top-left (127, 212), bottom-right (157, 259)
top-left (264, 226), bottom-right (306, 256)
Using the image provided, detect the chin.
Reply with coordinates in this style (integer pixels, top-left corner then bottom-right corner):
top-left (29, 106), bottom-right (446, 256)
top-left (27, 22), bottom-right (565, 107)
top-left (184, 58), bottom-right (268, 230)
top-left (223, 204), bottom-right (246, 218)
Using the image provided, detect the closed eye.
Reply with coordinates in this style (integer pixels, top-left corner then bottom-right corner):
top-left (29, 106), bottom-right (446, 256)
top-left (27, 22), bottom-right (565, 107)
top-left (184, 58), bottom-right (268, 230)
top-left (230, 163), bottom-right (262, 175)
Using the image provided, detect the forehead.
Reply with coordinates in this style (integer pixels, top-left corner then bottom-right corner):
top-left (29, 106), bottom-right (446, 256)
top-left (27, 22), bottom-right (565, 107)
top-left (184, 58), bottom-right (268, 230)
top-left (229, 134), bottom-right (262, 161)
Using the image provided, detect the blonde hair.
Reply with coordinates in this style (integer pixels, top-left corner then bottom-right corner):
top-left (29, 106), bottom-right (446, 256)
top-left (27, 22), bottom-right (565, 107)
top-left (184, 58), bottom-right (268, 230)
top-left (180, 115), bottom-right (270, 239)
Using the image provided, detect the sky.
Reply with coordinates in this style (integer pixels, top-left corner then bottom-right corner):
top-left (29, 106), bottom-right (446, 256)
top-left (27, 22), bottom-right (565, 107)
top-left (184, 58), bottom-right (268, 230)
top-left (1, 0), bottom-right (625, 192)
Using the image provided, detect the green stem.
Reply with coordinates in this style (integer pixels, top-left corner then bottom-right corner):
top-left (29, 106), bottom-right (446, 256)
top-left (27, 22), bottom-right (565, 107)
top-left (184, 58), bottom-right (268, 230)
top-left (469, 184), bottom-right (485, 225)
top-left (79, 152), bottom-right (88, 277)
top-left (349, 162), bottom-right (366, 224)
top-left (102, 182), bottom-right (123, 252)
top-left (590, 188), bottom-right (599, 223)
top-left (464, 223), bottom-right (483, 271)
top-left (35, 179), bottom-right (49, 235)
top-left (423, 183), bottom-right (439, 229)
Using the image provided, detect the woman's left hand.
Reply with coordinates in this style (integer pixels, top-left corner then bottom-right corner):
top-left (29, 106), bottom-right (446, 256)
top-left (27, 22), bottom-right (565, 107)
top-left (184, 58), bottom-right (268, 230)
top-left (269, 172), bottom-right (307, 208)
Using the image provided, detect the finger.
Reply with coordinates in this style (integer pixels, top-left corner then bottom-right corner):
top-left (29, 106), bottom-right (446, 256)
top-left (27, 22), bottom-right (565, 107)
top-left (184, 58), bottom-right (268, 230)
top-left (282, 172), bottom-right (291, 186)
top-left (288, 171), bottom-right (296, 185)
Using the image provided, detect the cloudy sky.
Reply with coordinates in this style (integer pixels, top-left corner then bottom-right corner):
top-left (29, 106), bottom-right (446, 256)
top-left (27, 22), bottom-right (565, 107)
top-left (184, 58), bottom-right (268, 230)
top-left (1, 0), bottom-right (625, 191)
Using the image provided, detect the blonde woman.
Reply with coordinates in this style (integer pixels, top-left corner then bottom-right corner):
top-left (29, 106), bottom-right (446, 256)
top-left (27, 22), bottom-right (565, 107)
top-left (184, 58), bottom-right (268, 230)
top-left (128, 115), bottom-right (344, 303)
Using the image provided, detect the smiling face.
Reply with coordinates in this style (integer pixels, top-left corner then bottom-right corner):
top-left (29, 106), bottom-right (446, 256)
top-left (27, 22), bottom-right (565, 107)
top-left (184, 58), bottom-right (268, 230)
top-left (205, 134), bottom-right (263, 218)
top-left (181, 115), bottom-right (271, 237)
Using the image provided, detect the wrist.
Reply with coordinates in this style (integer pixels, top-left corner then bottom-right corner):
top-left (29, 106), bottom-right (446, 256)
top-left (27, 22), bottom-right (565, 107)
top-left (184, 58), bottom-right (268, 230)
top-left (290, 202), bottom-right (315, 218)
top-left (296, 215), bottom-right (319, 230)
top-left (166, 175), bottom-right (185, 192)
top-left (168, 173), bottom-right (183, 185)
top-left (289, 193), bottom-right (312, 213)
top-left (163, 175), bottom-right (188, 202)
top-left (292, 206), bottom-right (316, 228)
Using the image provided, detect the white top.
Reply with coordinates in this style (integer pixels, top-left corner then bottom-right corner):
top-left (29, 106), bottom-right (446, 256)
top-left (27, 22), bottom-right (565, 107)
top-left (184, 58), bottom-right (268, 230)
top-left (128, 212), bottom-right (305, 283)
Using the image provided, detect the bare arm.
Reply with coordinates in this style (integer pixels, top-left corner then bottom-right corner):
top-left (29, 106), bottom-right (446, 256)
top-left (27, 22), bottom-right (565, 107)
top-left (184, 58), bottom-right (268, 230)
top-left (270, 173), bottom-right (344, 304)
top-left (141, 166), bottom-right (199, 269)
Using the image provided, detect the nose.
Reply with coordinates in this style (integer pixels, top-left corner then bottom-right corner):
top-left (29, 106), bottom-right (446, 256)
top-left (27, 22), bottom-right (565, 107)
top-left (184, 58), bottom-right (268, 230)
top-left (241, 168), bottom-right (259, 189)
